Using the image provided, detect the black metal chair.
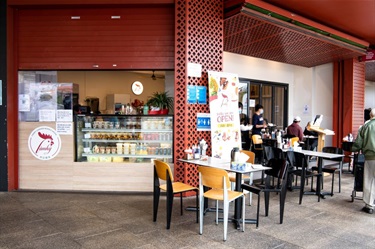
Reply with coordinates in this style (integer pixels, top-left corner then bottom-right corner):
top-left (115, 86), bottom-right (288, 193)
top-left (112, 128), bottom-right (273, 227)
top-left (287, 151), bottom-right (321, 204)
top-left (311, 147), bottom-right (343, 195)
top-left (342, 141), bottom-right (353, 172)
top-left (241, 158), bottom-right (289, 227)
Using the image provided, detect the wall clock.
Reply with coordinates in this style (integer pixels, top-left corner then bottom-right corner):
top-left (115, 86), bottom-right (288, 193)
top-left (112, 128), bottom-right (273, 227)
top-left (131, 81), bottom-right (143, 95)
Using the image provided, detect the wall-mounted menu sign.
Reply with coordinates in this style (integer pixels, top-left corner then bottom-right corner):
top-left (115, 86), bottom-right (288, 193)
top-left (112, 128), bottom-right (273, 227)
top-left (187, 85), bottom-right (207, 104)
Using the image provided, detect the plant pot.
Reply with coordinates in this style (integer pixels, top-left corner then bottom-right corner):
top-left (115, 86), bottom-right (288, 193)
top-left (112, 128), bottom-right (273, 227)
top-left (148, 110), bottom-right (161, 115)
top-left (160, 109), bottom-right (169, 115)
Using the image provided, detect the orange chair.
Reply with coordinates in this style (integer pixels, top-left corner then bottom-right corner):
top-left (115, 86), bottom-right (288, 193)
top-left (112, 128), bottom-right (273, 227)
top-left (153, 160), bottom-right (198, 229)
top-left (290, 137), bottom-right (300, 147)
top-left (198, 166), bottom-right (245, 241)
top-left (252, 135), bottom-right (264, 164)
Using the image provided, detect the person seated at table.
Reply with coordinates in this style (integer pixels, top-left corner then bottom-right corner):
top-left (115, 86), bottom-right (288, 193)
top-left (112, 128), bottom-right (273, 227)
top-left (286, 116), bottom-right (303, 143)
top-left (303, 121), bottom-right (318, 151)
top-left (239, 102), bottom-right (251, 150)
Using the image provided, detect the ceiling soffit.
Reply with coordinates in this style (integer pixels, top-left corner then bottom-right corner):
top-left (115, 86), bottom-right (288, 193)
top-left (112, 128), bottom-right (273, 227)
top-left (224, 1), bottom-right (368, 68)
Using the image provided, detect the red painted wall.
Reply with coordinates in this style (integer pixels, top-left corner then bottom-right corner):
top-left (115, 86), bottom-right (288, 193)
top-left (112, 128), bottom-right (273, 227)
top-left (333, 58), bottom-right (365, 147)
top-left (17, 6), bottom-right (174, 70)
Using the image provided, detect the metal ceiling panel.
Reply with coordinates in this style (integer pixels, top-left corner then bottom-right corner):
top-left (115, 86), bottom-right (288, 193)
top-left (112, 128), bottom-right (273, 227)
top-left (224, 12), bottom-right (366, 67)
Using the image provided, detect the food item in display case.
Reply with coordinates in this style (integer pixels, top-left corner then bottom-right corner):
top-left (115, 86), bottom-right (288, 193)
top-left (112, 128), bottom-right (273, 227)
top-left (112, 157), bottom-right (123, 163)
top-left (87, 156), bottom-right (99, 162)
top-left (99, 156), bottom-right (112, 162)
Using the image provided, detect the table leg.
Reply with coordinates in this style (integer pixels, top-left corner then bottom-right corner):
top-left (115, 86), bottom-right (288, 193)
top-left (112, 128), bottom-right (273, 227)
top-left (316, 157), bottom-right (322, 202)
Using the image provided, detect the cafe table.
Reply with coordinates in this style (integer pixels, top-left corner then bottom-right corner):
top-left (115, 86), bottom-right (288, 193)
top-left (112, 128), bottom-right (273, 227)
top-left (283, 149), bottom-right (344, 200)
top-left (179, 157), bottom-right (271, 229)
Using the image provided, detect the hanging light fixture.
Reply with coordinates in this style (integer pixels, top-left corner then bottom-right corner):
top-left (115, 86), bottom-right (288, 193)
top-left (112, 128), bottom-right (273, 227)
top-left (151, 71), bottom-right (157, 80)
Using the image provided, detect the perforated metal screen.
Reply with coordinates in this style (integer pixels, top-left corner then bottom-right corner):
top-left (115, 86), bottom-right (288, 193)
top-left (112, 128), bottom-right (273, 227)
top-left (224, 13), bottom-right (365, 68)
top-left (174, 0), bottom-right (223, 187)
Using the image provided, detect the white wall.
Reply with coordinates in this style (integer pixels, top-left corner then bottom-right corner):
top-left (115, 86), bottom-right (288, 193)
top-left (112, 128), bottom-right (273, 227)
top-left (223, 52), bottom-right (334, 145)
top-left (365, 80), bottom-right (375, 109)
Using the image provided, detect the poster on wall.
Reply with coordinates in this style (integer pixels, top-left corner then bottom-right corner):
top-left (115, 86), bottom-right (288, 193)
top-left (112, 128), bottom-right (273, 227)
top-left (208, 71), bottom-right (241, 160)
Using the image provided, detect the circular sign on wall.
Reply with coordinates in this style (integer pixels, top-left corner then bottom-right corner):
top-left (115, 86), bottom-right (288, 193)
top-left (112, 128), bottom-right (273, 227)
top-left (131, 81), bottom-right (144, 95)
top-left (28, 126), bottom-right (62, 160)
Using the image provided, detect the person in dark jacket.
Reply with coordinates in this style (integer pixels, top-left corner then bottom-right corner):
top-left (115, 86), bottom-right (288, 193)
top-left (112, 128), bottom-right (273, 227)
top-left (252, 104), bottom-right (266, 136)
top-left (239, 102), bottom-right (250, 150)
top-left (303, 121), bottom-right (318, 151)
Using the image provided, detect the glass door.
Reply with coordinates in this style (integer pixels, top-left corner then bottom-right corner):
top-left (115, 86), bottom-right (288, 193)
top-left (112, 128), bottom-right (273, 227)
top-left (241, 79), bottom-right (288, 130)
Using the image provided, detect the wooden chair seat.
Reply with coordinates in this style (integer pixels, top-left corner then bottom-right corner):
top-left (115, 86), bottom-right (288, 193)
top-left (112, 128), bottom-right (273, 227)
top-left (203, 188), bottom-right (244, 201)
top-left (160, 182), bottom-right (197, 193)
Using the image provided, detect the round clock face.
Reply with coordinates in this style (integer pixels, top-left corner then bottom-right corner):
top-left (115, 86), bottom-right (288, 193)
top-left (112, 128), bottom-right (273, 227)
top-left (131, 81), bottom-right (143, 95)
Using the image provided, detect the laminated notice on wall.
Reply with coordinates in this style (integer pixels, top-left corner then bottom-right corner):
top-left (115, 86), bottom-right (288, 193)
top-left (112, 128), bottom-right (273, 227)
top-left (56, 110), bottom-right (73, 122)
top-left (56, 122), bottom-right (73, 135)
top-left (39, 110), bottom-right (56, 122)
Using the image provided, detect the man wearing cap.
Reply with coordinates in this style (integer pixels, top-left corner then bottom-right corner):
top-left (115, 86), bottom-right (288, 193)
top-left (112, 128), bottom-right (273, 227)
top-left (352, 108), bottom-right (375, 214)
top-left (287, 116), bottom-right (304, 142)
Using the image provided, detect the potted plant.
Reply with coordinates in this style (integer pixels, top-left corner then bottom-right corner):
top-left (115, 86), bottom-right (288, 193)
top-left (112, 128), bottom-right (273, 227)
top-left (147, 91), bottom-right (173, 115)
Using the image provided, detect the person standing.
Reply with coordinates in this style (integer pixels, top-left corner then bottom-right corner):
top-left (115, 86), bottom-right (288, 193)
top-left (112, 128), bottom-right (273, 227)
top-left (252, 104), bottom-right (266, 136)
top-left (303, 121), bottom-right (318, 151)
top-left (286, 116), bottom-right (304, 142)
top-left (239, 102), bottom-right (251, 150)
top-left (352, 108), bottom-right (375, 214)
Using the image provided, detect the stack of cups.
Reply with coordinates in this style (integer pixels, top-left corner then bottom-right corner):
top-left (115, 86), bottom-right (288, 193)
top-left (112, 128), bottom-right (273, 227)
top-left (116, 143), bottom-right (123, 154)
top-left (123, 143), bottom-right (130, 155)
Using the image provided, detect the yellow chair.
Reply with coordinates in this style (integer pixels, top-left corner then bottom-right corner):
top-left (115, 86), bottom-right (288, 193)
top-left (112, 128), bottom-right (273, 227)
top-left (252, 135), bottom-right (264, 164)
top-left (153, 160), bottom-right (198, 229)
top-left (198, 166), bottom-right (245, 241)
top-left (229, 150), bottom-right (255, 205)
top-left (290, 137), bottom-right (299, 147)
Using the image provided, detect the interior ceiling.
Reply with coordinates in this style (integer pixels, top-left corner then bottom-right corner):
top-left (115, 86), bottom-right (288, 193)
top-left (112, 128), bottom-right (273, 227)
top-left (223, 0), bottom-right (375, 80)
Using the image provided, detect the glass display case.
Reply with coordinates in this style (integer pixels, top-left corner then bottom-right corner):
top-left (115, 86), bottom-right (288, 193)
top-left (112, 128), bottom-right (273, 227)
top-left (75, 114), bottom-right (173, 163)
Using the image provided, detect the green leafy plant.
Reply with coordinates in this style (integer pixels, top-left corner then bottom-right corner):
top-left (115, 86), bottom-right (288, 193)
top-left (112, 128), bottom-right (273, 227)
top-left (147, 91), bottom-right (174, 110)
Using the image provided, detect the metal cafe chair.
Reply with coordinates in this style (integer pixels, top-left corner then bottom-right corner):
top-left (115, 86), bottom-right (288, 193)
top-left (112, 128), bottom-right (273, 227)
top-left (153, 160), bottom-right (198, 229)
top-left (241, 158), bottom-right (289, 228)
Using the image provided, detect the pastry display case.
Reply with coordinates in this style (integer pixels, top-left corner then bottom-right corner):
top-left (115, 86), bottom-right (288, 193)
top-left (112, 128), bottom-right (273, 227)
top-left (75, 114), bottom-right (173, 163)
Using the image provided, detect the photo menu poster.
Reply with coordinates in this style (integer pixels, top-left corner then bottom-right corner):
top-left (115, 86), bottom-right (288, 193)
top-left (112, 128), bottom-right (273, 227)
top-left (207, 71), bottom-right (241, 160)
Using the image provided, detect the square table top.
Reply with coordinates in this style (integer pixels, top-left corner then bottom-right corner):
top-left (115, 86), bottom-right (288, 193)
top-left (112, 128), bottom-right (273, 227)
top-left (283, 149), bottom-right (345, 159)
top-left (179, 157), bottom-right (271, 174)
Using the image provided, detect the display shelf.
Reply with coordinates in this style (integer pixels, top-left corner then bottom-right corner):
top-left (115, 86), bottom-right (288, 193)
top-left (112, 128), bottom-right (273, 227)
top-left (82, 128), bottom-right (172, 133)
top-left (82, 153), bottom-right (172, 158)
top-left (75, 114), bottom-right (173, 163)
top-left (82, 139), bottom-right (172, 143)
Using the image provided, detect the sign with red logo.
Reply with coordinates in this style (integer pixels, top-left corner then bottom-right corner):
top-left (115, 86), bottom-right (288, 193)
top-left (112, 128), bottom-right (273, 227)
top-left (28, 126), bottom-right (62, 160)
top-left (359, 50), bottom-right (375, 62)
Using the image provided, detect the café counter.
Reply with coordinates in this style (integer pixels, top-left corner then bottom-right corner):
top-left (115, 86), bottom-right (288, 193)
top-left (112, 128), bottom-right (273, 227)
top-left (18, 114), bottom-right (173, 192)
